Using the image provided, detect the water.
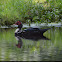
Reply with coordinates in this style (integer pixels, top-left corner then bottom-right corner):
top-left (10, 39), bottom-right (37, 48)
top-left (0, 27), bottom-right (62, 61)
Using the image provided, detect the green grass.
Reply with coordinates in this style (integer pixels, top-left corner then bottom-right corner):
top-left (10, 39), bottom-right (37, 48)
top-left (0, 0), bottom-right (62, 25)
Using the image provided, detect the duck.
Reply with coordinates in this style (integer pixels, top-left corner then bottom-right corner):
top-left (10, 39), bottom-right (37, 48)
top-left (14, 21), bottom-right (51, 37)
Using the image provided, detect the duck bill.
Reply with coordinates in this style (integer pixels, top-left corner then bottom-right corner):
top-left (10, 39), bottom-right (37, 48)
top-left (13, 24), bottom-right (18, 27)
top-left (13, 23), bottom-right (17, 25)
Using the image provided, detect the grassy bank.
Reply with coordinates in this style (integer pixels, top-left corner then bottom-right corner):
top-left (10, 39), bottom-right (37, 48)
top-left (0, 0), bottom-right (62, 25)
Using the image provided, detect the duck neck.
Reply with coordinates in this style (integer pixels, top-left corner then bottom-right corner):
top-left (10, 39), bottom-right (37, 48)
top-left (19, 27), bottom-right (21, 30)
top-left (18, 24), bottom-right (22, 29)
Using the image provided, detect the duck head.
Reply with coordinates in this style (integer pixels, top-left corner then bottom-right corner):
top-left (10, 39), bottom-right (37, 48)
top-left (15, 21), bottom-right (23, 29)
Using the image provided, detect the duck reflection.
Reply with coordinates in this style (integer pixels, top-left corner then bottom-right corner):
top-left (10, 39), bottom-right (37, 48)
top-left (15, 36), bottom-right (23, 48)
top-left (15, 35), bottom-right (50, 48)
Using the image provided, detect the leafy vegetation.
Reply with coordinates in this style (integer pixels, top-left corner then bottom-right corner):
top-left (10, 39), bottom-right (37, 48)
top-left (0, 0), bottom-right (62, 25)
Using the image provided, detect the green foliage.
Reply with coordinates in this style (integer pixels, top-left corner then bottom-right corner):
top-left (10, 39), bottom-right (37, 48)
top-left (0, 0), bottom-right (62, 25)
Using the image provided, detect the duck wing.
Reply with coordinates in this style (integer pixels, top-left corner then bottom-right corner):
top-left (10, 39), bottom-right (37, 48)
top-left (21, 28), bottom-right (50, 36)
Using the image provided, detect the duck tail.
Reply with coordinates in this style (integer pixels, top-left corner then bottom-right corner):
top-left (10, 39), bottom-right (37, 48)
top-left (41, 28), bottom-right (51, 34)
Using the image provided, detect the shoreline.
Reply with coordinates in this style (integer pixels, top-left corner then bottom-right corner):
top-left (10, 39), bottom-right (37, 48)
top-left (0, 22), bottom-right (62, 29)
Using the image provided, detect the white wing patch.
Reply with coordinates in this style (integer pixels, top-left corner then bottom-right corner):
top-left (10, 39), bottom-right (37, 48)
top-left (15, 28), bottom-right (22, 33)
top-left (15, 28), bottom-right (19, 33)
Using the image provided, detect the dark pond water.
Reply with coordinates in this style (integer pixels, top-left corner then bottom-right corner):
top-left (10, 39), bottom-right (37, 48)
top-left (0, 27), bottom-right (62, 61)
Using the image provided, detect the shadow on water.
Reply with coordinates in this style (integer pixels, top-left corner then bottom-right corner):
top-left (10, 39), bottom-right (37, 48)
top-left (15, 35), bottom-right (50, 48)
